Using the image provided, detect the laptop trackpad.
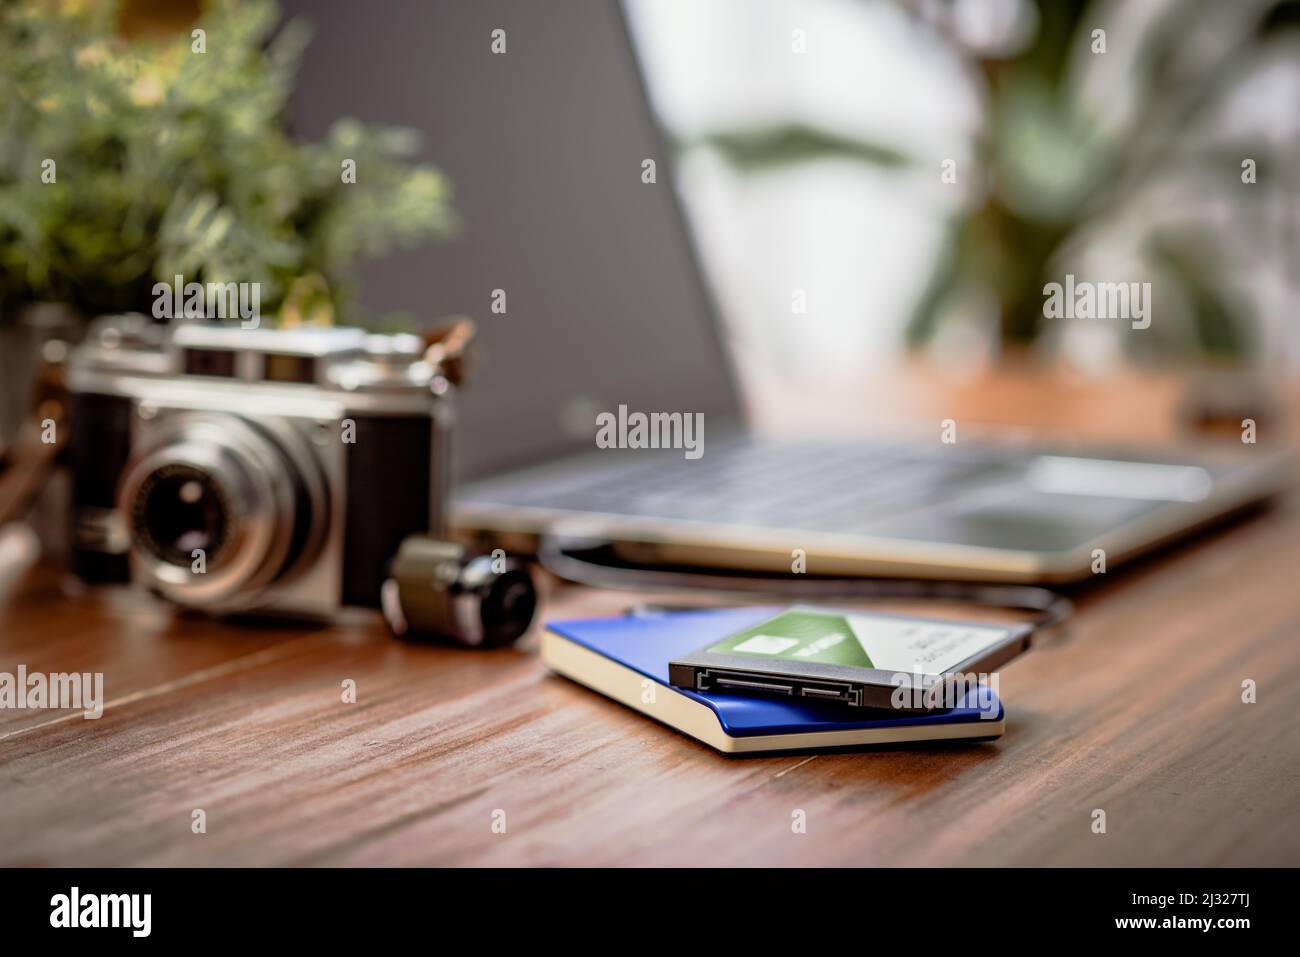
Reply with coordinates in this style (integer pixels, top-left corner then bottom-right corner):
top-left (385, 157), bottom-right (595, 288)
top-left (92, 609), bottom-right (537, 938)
top-left (867, 489), bottom-right (1161, 552)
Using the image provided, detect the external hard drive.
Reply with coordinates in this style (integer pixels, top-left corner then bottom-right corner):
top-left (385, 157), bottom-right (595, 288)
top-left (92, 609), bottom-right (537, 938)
top-left (543, 606), bottom-right (1006, 754)
top-left (667, 605), bottom-right (1032, 712)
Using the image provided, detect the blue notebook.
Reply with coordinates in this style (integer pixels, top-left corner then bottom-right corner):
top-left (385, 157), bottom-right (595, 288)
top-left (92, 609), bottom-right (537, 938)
top-left (543, 607), bottom-right (1005, 754)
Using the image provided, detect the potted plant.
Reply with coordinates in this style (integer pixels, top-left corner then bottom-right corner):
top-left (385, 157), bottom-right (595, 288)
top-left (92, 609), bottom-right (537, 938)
top-left (0, 0), bottom-right (455, 449)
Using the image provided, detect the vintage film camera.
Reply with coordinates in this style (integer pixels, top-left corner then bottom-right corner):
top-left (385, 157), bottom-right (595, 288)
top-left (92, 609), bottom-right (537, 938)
top-left (62, 315), bottom-right (534, 645)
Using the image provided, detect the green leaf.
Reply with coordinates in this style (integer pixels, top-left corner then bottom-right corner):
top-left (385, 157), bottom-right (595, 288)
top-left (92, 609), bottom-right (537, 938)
top-left (684, 123), bottom-right (910, 174)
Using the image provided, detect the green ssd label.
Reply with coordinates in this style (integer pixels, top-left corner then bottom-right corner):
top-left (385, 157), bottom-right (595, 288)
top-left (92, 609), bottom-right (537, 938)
top-left (707, 607), bottom-right (1011, 676)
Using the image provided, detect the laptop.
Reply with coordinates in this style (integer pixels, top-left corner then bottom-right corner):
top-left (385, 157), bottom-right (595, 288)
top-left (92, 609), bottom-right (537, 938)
top-left (287, 1), bottom-right (1291, 584)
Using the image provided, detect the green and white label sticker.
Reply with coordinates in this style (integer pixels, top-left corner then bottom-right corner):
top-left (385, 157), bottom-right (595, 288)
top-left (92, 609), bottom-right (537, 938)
top-left (708, 606), bottom-right (1009, 676)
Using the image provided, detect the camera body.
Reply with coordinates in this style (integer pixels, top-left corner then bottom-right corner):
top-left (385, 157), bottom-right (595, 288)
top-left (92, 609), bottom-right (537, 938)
top-left (66, 315), bottom-right (453, 617)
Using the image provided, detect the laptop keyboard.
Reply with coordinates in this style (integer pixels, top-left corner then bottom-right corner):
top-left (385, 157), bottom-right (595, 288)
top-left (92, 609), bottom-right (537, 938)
top-left (492, 439), bottom-right (1014, 532)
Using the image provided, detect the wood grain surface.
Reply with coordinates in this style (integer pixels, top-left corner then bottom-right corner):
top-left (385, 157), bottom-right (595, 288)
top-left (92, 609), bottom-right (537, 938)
top-left (2, 369), bottom-right (1297, 866)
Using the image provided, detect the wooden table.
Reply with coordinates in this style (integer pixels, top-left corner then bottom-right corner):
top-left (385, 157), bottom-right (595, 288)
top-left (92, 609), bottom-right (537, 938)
top-left (2, 367), bottom-right (1298, 866)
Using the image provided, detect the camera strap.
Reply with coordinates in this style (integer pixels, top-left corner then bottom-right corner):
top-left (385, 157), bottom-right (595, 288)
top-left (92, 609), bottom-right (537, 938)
top-left (0, 346), bottom-right (70, 532)
top-left (421, 316), bottom-right (476, 387)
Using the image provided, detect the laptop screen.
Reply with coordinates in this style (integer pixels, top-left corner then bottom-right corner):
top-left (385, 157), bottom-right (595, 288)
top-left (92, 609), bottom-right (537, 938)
top-left (283, 0), bottom-right (742, 479)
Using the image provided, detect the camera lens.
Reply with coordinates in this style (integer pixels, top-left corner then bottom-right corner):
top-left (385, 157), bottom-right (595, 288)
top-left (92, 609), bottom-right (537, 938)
top-left (480, 569), bottom-right (538, 647)
top-left (132, 464), bottom-right (229, 566)
top-left (382, 536), bottom-right (538, 647)
top-left (118, 414), bottom-right (327, 611)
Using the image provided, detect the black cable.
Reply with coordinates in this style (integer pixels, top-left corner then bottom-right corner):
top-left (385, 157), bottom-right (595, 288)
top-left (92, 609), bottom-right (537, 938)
top-left (537, 535), bottom-right (1074, 629)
